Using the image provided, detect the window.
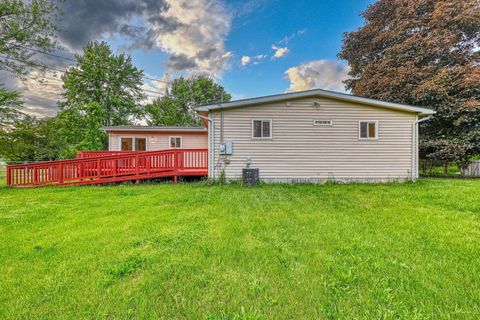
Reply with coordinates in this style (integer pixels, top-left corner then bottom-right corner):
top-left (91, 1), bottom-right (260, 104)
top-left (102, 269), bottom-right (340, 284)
top-left (121, 138), bottom-right (133, 151)
top-left (120, 137), bottom-right (147, 151)
top-left (169, 136), bottom-right (182, 148)
top-left (135, 138), bottom-right (146, 151)
top-left (359, 121), bottom-right (378, 140)
top-left (314, 120), bottom-right (333, 126)
top-left (252, 120), bottom-right (272, 139)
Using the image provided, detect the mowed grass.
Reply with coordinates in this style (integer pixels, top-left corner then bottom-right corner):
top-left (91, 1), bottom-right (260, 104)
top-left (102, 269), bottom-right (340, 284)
top-left (0, 180), bottom-right (479, 319)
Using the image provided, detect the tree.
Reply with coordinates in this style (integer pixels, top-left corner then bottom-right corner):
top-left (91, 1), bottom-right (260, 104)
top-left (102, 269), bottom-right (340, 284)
top-left (60, 41), bottom-right (146, 126)
top-left (0, 88), bottom-right (22, 126)
top-left (0, 115), bottom-right (67, 162)
top-left (59, 41), bottom-right (145, 153)
top-left (339, 0), bottom-right (480, 166)
top-left (145, 76), bottom-right (231, 126)
top-left (0, 0), bottom-right (60, 75)
top-left (0, 115), bottom-right (40, 161)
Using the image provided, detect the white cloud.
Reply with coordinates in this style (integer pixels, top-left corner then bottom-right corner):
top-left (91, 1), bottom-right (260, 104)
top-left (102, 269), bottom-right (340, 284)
top-left (0, 70), bottom-right (63, 118)
top-left (151, 0), bottom-right (233, 77)
top-left (285, 60), bottom-right (350, 92)
top-left (272, 45), bottom-right (289, 59)
top-left (278, 29), bottom-right (307, 45)
top-left (240, 54), bottom-right (267, 66)
top-left (142, 73), bottom-right (171, 103)
top-left (240, 56), bottom-right (251, 66)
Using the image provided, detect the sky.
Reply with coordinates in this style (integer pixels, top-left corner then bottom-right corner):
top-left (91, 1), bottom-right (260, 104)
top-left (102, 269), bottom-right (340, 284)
top-left (1, 0), bottom-right (375, 118)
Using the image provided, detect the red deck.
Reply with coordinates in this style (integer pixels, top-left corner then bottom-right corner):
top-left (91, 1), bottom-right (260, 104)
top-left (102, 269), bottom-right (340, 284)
top-left (6, 149), bottom-right (208, 187)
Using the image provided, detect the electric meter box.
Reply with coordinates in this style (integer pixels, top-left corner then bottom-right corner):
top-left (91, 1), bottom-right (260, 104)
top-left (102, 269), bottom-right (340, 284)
top-left (219, 140), bottom-right (233, 155)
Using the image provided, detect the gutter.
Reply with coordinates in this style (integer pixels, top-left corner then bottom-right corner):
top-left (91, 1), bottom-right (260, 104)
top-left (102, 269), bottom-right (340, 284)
top-left (412, 116), bottom-right (432, 181)
top-left (198, 113), bottom-right (215, 179)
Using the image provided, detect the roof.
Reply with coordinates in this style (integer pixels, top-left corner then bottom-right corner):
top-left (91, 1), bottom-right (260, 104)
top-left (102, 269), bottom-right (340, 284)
top-left (101, 126), bottom-right (207, 132)
top-left (196, 88), bottom-right (435, 115)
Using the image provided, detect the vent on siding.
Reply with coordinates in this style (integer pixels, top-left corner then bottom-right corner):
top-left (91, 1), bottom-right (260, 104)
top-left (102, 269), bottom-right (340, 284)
top-left (313, 120), bottom-right (333, 126)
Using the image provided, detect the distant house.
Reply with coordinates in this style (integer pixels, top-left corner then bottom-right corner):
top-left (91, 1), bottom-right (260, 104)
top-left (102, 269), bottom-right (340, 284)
top-left (102, 126), bottom-right (208, 151)
top-left (196, 89), bottom-right (435, 183)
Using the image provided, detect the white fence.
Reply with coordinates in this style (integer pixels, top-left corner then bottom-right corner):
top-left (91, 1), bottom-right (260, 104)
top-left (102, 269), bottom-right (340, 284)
top-left (463, 161), bottom-right (480, 177)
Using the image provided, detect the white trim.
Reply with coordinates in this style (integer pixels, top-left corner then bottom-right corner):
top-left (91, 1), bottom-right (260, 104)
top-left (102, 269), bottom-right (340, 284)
top-left (313, 119), bottom-right (333, 126)
top-left (102, 126), bottom-right (207, 133)
top-left (169, 136), bottom-right (183, 148)
top-left (411, 115), bottom-right (433, 181)
top-left (358, 120), bottom-right (379, 140)
top-left (118, 136), bottom-right (148, 151)
top-left (251, 119), bottom-right (273, 140)
top-left (196, 88), bottom-right (435, 115)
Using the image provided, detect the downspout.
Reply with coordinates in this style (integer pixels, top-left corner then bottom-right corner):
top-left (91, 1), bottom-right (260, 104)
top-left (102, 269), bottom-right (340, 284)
top-left (198, 113), bottom-right (215, 179)
top-left (412, 116), bottom-right (432, 182)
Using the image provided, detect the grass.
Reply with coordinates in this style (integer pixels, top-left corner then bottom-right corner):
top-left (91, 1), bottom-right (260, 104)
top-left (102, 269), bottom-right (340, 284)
top-left (0, 180), bottom-right (479, 319)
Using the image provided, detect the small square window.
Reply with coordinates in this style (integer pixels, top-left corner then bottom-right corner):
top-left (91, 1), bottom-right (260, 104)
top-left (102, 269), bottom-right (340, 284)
top-left (170, 136), bottom-right (182, 148)
top-left (359, 121), bottom-right (378, 139)
top-left (252, 120), bottom-right (272, 139)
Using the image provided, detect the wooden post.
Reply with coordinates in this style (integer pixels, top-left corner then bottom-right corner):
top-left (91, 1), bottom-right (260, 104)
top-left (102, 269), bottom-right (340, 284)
top-left (97, 158), bottom-right (101, 178)
top-left (33, 167), bottom-right (38, 185)
top-left (59, 163), bottom-right (63, 184)
top-left (135, 154), bottom-right (140, 176)
top-left (174, 175), bottom-right (178, 184)
top-left (6, 166), bottom-right (11, 186)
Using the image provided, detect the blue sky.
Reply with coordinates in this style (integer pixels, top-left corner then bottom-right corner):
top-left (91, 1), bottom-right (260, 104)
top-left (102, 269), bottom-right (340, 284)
top-left (129, 0), bottom-right (374, 99)
top-left (2, 0), bottom-right (375, 116)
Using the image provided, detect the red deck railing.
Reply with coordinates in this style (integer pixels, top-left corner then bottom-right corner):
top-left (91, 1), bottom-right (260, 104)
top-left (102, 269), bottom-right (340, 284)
top-left (7, 149), bottom-right (208, 187)
top-left (76, 151), bottom-right (134, 159)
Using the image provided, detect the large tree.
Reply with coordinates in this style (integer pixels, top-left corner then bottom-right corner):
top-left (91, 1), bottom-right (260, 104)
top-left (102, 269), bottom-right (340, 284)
top-left (339, 0), bottom-right (480, 166)
top-left (60, 41), bottom-right (146, 126)
top-left (58, 41), bottom-right (146, 154)
top-left (145, 76), bottom-right (231, 126)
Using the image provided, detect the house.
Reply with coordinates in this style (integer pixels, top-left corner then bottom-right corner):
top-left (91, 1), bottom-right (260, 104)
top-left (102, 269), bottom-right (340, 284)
top-left (102, 126), bottom-right (208, 151)
top-left (6, 89), bottom-right (436, 187)
top-left (196, 89), bottom-right (435, 183)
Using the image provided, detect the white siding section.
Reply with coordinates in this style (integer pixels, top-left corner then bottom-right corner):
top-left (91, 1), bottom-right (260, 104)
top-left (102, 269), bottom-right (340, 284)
top-left (210, 97), bottom-right (416, 182)
top-left (108, 132), bottom-right (207, 151)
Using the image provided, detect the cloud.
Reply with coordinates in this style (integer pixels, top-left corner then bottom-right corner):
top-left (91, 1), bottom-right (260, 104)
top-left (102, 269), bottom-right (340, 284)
top-left (240, 54), bottom-right (267, 66)
top-left (142, 73), bottom-right (170, 103)
top-left (285, 60), bottom-right (350, 92)
top-left (57, 0), bottom-right (232, 77)
top-left (272, 45), bottom-right (289, 59)
top-left (278, 29), bottom-right (307, 45)
top-left (241, 56), bottom-right (251, 66)
top-left (0, 70), bottom-right (63, 117)
top-left (3, 0), bottom-right (234, 118)
top-left (148, 0), bottom-right (233, 77)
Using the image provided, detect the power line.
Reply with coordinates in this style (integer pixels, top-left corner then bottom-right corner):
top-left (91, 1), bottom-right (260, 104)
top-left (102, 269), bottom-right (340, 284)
top-left (0, 55), bottom-right (167, 96)
top-left (9, 44), bottom-right (172, 85)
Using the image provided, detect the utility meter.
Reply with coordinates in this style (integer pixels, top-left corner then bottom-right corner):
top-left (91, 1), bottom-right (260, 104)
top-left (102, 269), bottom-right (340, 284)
top-left (220, 140), bottom-right (233, 155)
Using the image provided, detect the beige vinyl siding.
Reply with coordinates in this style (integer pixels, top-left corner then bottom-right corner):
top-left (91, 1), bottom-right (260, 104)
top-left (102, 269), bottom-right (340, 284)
top-left (210, 97), bottom-right (416, 182)
top-left (108, 132), bottom-right (207, 151)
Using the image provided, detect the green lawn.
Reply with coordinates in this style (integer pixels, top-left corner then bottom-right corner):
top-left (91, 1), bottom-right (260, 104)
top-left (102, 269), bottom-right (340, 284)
top-left (1, 180), bottom-right (479, 319)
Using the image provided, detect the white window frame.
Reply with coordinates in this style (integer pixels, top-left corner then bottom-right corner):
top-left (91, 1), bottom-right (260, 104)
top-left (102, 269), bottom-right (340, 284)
top-left (313, 119), bottom-right (333, 126)
top-left (251, 119), bottom-right (273, 140)
top-left (169, 136), bottom-right (183, 149)
top-left (358, 120), bottom-right (379, 140)
top-left (118, 136), bottom-right (148, 151)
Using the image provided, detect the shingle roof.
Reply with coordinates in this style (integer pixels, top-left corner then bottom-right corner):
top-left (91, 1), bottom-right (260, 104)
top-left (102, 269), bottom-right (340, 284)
top-left (101, 126), bottom-right (207, 132)
top-left (196, 88), bottom-right (435, 115)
